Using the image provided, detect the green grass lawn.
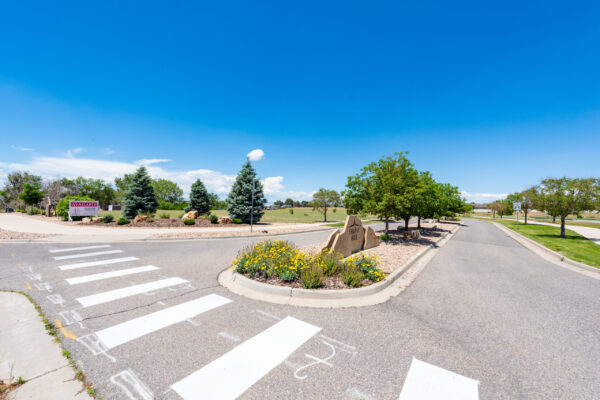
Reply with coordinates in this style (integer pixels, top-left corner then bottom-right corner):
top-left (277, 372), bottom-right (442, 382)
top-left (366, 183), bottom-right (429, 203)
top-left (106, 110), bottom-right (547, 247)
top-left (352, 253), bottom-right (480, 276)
top-left (99, 207), bottom-right (368, 224)
top-left (493, 219), bottom-right (600, 268)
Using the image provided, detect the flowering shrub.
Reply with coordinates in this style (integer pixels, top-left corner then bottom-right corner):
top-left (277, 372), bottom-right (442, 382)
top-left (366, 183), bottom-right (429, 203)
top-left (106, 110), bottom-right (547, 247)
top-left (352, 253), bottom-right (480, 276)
top-left (232, 240), bottom-right (385, 286)
top-left (345, 252), bottom-right (384, 282)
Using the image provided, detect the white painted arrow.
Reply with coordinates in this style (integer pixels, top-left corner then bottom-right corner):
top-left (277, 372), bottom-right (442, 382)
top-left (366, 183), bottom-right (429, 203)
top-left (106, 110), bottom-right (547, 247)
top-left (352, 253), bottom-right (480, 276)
top-left (399, 358), bottom-right (479, 400)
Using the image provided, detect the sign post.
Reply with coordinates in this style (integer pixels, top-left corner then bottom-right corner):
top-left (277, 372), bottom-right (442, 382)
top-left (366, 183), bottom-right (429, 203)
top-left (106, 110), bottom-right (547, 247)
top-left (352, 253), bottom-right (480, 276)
top-left (68, 201), bottom-right (99, 222)
top-left (513, 201), bottom-right (522, 230)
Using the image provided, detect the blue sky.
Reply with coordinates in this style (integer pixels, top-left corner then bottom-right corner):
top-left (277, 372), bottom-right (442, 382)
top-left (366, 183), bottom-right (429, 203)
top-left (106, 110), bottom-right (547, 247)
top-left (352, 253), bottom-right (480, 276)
top-left (1, 1), bottom-right (598, 202)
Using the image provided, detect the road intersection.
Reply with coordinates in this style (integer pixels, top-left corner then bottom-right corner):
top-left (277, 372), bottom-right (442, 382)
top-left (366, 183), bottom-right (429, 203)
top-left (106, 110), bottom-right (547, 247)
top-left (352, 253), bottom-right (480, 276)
top-left (1, 220), bottom-right (598, 399)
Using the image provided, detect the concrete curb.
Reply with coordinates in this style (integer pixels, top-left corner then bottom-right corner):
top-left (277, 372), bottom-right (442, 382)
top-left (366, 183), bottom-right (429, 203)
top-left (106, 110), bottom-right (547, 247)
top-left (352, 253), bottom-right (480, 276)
top-left (218, 223), bottom-right (463, 308)
top-left (491, 222), bottom-right (600, 275)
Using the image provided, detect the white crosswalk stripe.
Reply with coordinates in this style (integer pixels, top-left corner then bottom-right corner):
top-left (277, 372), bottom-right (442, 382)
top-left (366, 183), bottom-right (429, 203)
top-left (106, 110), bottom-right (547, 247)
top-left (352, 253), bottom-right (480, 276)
top-left (398, 358), bottom-right (479, 400)
top-left (171, 316), bottom-right (321, 400)
top-left (90, 294), bottom-right (231, 350)
top-left (76, 277), bottom-right (188, 307)
top-left (53, 250), bottom-right (123, 260)
top-left (49, 245), bottom-right (111, 253)
top-left (59, 257), bottom-right (139, 271)
top-left (65, 266), bottom-right (159, 285)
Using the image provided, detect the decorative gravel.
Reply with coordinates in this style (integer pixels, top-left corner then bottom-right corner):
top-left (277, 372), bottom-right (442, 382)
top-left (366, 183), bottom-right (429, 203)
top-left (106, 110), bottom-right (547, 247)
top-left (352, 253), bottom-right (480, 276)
top-left (301, 221), bottom-right (458, 274)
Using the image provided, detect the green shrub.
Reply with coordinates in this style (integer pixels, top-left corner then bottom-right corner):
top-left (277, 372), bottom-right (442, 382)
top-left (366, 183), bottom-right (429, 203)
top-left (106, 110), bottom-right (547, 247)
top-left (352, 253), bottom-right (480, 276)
top-left (289, 209), bottom-right (294, 214)
top-left (184, 219), bottom-right (195, 225)
top-left (341, 266), bottom-right (363, 287)
top-left (314, 251), bottom-right (343, 276)
top-left (380, 233), bottom-right (392, 241)
top-left (158, 213), bottom-right (170, 219)
top-left (157, 200), bottom-right (188, 210)
top-left (232, 218), bottom-right (243, 224)
top-left (345, 253), bottom-right (384, 282)
top-left (56, 196), bottom-right (93, 221)
top-left (102, 215), bottom-right (114, 223)
top-left (304, 213), bottom-right (308, 216)
top-left (117, 217), bottom-right (130, 225)
top-left (210, 214), bottom-right (219, 224)
top-left (301, 263), bottom-right (324, 289)
top-left (232, 239), bottom-right (309, 281)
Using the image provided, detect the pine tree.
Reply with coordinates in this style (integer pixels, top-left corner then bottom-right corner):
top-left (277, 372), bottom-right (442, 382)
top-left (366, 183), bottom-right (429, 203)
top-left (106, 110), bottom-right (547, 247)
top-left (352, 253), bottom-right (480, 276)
top-left (186, 179), bottom-right (210, 215)
top-left (226, 159), bottom-right (266, 223)
top-left (122, 166), bottom-right (158, 219)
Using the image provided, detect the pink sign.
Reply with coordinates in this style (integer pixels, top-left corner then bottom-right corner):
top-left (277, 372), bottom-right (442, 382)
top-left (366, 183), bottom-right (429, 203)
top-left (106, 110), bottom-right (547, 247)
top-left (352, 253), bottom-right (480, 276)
top-left (69, 201), bottom-right (99, 217)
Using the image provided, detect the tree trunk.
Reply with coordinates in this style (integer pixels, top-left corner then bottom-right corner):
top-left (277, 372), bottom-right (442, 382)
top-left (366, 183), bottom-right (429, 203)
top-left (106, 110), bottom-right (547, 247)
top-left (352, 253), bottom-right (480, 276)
top-left (324, 207), bottom-right (327, 222)
top-left (524, 209), bottom-right (528, 225)
top-left (385, 218), bottom-right (389, 234)
top-left (560, 216), bottom-right (566, 238)
top-left (552, 215), bottom-right (556, 223)
top-left (417, 216), bottom-right (421, 229)
top-left (404, 217), bottom-right (410, 231)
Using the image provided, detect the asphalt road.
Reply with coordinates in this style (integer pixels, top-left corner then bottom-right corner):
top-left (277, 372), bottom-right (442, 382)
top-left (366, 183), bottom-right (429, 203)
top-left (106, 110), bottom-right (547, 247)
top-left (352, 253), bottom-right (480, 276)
top-left (1, 219), bottom-right (598, 399)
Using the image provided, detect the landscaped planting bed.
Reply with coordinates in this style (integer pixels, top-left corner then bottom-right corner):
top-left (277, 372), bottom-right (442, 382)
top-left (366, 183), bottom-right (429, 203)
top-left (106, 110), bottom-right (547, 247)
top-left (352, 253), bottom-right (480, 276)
top-left (231, 239), bottom-right (385, 289)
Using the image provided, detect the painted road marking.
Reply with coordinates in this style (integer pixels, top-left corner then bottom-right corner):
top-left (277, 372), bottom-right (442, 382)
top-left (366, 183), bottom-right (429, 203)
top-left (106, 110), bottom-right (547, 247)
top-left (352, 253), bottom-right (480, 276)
top-left (89, 294), bottom-right (232, 350)
top-left (55, 319), bottom-right (78, 340)
top-left (171, 316), bottom-right (321, 400)
top-left (65, 266), bottom-right (159, 285)
top-left (49, 245), bottom-right (111, 253)
top-left (53, 250), bottom-right (123, 260)
top-left (76, 277), bottom-right (188, 307)
top-left (110, 369), bottom-right (154, 400)
top-left (59, 256), bottom-right (139, 271)
top-left (398, 358), bottom-right (479, 400)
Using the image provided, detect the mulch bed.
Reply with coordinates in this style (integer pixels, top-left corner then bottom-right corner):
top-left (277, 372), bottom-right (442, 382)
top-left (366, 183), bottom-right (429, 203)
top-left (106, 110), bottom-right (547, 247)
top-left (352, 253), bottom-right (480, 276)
top-left (250, 274), bottom-right (376, 290)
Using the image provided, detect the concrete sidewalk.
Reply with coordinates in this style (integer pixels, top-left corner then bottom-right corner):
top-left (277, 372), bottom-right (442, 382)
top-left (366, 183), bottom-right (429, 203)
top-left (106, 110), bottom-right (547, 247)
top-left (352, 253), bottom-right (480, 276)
top-left (525, 220), bottom-right (600, 244)
top-left (0, 292), bottom-right (93, 400)
top-left (0, 213), bottom-right (328, 243)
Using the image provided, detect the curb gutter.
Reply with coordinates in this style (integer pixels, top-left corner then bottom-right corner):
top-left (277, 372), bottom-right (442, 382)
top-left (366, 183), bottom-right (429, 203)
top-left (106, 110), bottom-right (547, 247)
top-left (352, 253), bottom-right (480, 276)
top-left (491, 222), bottom-right (599, 276)
top-left (218, 223), bottom-right (463, 308)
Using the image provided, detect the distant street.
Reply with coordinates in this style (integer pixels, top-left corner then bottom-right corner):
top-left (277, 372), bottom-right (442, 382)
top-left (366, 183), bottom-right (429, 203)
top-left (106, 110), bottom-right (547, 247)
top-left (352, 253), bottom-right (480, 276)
top-left (1, 219), bottom-right (598, 399)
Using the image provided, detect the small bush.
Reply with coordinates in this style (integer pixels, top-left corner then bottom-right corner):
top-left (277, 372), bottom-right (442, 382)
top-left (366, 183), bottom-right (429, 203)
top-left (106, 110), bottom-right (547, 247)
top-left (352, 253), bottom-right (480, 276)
top-left (289, 208), bottom-right (294, 214)
top-left (210, 214), bottom-right (219, 224)
top-left (304, 213), bottom-right (308, 216)
top-left (342, 266), bottom-right (363, 287)
top-left (102, 215), bottom-right (114, 223)
top-left (56, 195), bottom-right (93, 221)
top-left (345, 253), bottom-right (384, 282)
top-left (184, 219), bottom-right (195, 225)
top-left (380, 233), bottom-right (392, 241)
top-left (158, 213), bottom-right (170, 219)
top-left (232, 239), bottom-right (309, 281)
top-left (117, 218), bottom-right (130, 225)
top-left (332, 208), bottom-right (337, 213)
top-left (314, 251), bottom-right (344, 276)
top-left (301, 263), bottom-right (324, 289)
top-left (148, 218), bottom-right (154, 223)
top-left (232, 218), bottom-right (243, 224)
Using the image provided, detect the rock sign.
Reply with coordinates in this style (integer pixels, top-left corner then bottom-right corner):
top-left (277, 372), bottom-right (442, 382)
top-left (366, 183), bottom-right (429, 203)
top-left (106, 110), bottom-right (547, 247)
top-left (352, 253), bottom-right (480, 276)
top-left (323, 215), bottom-right (380, 257)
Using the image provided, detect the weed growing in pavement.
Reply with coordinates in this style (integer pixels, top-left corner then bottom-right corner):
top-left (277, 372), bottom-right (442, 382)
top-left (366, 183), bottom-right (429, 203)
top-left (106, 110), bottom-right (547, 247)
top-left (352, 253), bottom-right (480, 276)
top-left (0, 290), bottom-right (101, 399)
top-left (16, 376), bottom-right (25, 385)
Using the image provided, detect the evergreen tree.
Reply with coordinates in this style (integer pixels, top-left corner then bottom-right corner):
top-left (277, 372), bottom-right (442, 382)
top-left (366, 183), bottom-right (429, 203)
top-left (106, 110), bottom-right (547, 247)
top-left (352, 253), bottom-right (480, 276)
top-left (226, 160), bottom-right (266, 223)
top-left (186, 179), bottom-right (210, 215)
top-left (122, 166), bottom-right (158, 219)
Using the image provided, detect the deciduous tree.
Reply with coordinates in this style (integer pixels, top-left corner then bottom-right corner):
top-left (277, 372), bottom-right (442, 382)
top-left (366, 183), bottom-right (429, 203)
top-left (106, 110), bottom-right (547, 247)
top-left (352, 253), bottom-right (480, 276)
top-left (312, 189), bottom-right (340, 222)
top-left (19, 184), bottom-right (44, 214)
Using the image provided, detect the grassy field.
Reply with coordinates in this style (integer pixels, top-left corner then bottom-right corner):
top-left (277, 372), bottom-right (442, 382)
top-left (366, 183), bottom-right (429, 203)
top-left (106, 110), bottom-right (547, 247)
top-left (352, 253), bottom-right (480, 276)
top-left (99, 207), bottom-right (371, 224)
top-left (493, 219), bottom-right (600, 268)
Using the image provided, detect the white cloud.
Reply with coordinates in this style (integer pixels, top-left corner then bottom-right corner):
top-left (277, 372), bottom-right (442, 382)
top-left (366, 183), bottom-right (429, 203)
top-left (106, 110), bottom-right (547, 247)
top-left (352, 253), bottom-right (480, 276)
top-left (247, 149), bottom-right (264, 161)
top-left (261, 176), bottom-right (313, 201)
top-left (100, 148), bottom-right (116, 155)
top-left (461, 191), bottom-right (507, 203)
top-left (134, 158), bottom-right (172, 166)
top-left (262, 176), bottom-right (284, 193)
top-left (63, 148), bottom-right (84, 158)
top-left (11, 145), bottom-right (34, 151)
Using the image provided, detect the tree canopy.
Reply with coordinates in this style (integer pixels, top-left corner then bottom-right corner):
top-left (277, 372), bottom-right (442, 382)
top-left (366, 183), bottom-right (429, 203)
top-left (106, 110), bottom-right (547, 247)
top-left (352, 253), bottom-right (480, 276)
top-left (187, 179), bottom-right (210, 215)
top-left (122, 167), bottom-right (159, 219)
top-left (226, 160), bottom-right (266, 223)
top-left (312, 188), bottom-right (340, 222)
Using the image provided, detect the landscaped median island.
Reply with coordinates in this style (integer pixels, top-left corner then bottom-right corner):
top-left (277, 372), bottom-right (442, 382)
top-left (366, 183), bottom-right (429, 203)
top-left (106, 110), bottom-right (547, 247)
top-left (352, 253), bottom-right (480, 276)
top-left (225, 216), bottom-right (459, 306)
